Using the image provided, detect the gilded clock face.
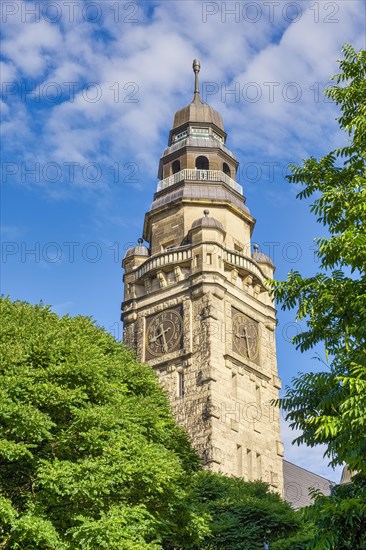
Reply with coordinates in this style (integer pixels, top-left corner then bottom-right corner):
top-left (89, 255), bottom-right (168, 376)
top-left (146, 309), bottom-right (183, 357)
top-left (232, 312), bottom-right (259, 361)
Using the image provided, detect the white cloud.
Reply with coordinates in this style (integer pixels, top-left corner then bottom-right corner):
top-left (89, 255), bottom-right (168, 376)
top-left (2, 19), bottom-right (63, 77)
top-left (0, 60), bottom-right (17, 81)
top-left (1, 0), bottom-right (363, 190)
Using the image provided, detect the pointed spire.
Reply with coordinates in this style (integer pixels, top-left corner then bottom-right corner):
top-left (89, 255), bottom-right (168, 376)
top-left (171, 58), bottom-right (225, 131)
top-left (192, 59), bottom-right (202, 102)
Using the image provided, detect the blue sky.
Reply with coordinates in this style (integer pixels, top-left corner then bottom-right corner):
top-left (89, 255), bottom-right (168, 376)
top-left (1, 0), bottom-right (365, 482)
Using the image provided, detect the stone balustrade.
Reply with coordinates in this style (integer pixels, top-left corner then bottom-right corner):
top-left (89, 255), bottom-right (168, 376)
top-left (156, 169), bottom-right (243, 195)
top-left (133, 244), bottom-right (265, 284)
top-left (136, 246), bottom-right (192, 280)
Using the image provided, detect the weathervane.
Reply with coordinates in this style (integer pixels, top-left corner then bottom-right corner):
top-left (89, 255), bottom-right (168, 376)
top-left (192, 59), bottom-right (201, 96)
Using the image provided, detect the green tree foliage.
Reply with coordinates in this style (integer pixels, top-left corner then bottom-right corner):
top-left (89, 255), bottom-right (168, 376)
top-left (0, 297), bottom-right (206, 549)
top-left (271, 44), bottom-right (366, 473)
top-left (303, 476), bottom-right (366, 550)
top-left (189, 471), bottom-right (302, 550)
top-left (270, 45), bottom-right (366, 549)
top-left (0, 297), bottom-right (309, 549)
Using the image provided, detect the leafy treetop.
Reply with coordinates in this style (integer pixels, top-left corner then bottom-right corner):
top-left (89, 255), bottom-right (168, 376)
top-left (270, 44), bottom-right (366, 483)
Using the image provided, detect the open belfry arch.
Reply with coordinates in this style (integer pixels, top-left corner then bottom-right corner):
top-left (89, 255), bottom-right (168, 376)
top-left (122, 60), bottom-right (284, 491)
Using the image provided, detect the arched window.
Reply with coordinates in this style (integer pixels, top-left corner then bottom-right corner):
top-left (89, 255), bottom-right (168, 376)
top-left (223, 162), bottom-right (231, 176)
top-left (172, 160), bottom-right (181, 174)
top-left (195, 156), bottom-right (209, 170)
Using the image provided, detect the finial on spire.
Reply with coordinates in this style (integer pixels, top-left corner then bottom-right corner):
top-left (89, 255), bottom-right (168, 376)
top-left (204, 209), bottom-right (209, 217)
top-left (253, 243), bottom-right (259, 252)
top-left (138, 238), bottom-right (143, 245)
top-left (193, 59), bottom-right (201, 96)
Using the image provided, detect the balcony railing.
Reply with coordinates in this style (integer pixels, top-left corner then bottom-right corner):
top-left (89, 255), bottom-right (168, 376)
top-left (224, 250), bottom-right (263, 281)
top-left (133, 244), bottom-right (266, 284)
top-left (156, 169), bottom-right (243, 195)
top-left (136, 246), bottom-right (192, 280)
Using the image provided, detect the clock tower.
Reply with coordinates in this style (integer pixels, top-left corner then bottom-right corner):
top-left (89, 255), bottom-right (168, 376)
top-left (122, 60), bottom-right (284, 491)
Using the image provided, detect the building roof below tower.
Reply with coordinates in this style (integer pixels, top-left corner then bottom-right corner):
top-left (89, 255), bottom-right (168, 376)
top-left (283, 460), bottom-right (334, 509)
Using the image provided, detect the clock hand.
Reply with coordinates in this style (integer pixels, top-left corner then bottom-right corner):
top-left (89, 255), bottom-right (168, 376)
top-left (235, 325), bottom-right (254, 357)
top-left (150, 325), bottom-right (166, 341)
top-left (149, 331), bottom-right (160, 344)
top-left (150, 324), bottom-right (171, 349)
top-left (235, 327), bottom-right (248, 344)
top-left (244, 325), bottom-right (250, 352)
top-left (159, 325), bottom-right (171, 352)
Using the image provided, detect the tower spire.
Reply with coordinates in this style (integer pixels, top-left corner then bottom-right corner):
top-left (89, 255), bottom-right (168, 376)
top-left (192, 59), bottom-right (201, 98)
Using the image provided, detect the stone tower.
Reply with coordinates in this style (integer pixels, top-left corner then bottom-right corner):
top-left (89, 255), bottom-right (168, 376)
top-left (122, 60), bottom-right (284, 491)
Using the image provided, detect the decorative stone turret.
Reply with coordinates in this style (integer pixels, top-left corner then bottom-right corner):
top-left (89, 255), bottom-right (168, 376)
top-left (252, 243), bottom-right (275, 279)
top-left (121, 61), bottom-right (284, 492)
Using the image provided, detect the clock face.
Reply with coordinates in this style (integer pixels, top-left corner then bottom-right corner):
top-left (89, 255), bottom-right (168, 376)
top-left (232, 312), bottom-right (259, 361)
top-left (146, 309), bottom-right (183, 357)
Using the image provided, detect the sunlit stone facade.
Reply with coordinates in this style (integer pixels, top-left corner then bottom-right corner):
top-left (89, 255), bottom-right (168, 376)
top-left (122, 60), bottom-right (284, 491)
